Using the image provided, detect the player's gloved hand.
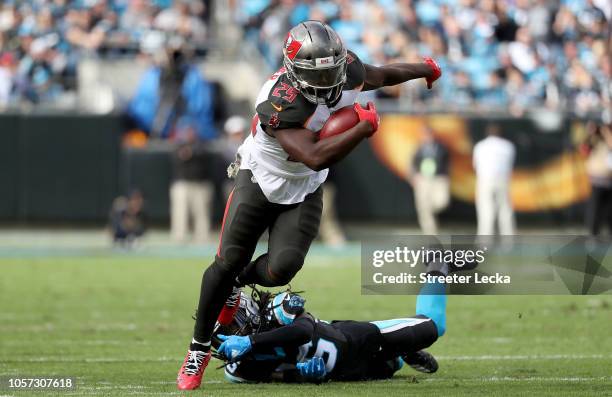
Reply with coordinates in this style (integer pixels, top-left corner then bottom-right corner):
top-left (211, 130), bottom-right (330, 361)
top-left (423, 57), bottom-right (441, 89)
top-left (353, 101), bottom-right (379, 135)
top-left (217, 334), bottom-right (252, 362)
top-left (296, 357), bottom-right (326, 380)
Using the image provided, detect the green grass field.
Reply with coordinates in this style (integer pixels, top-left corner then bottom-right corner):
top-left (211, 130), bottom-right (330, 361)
top-left (1, 248), bottom-right (611, 396)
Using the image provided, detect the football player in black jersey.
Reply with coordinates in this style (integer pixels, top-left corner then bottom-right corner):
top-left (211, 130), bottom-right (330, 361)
top-left (177, 20), bottom-right (442, 390)
top-left (213, 279), bottom-right (446, 383)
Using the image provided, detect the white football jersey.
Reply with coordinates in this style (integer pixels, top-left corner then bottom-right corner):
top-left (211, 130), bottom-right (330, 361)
top-left (237, 51), bottom-right (365, 204)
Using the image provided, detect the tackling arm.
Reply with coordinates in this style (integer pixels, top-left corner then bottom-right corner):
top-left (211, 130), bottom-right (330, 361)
top-left (249, 315), bottom-right (315, 353)
top-left (363, 58), bottom-right (441, 91)
top-left (217, 315), bottom-right (316, 362)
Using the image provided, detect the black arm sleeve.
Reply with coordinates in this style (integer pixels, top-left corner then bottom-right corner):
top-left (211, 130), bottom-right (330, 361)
top-left (249, 316), bottom-right (315, 353)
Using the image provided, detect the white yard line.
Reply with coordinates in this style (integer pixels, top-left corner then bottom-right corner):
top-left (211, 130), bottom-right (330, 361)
top-left (436, 354), bottom-right (609, 361)
top-left (2, 339), bottom-right (132, 346)
top-left (0, 323), bottom-right (139, 332)
top-left (422, 376), bottom-right (612, 382)
top-left (0, 357), bottom-right (177, 363)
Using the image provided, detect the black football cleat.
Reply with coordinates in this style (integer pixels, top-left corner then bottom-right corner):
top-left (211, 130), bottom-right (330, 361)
top-left (403, 350), bottom-right (439, 374)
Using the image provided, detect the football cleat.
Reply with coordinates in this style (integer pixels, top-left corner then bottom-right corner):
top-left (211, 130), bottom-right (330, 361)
top-left (217, 287), bottom-right (242, 326)
top-left (403, 350), bottom-right (439, 374)
top-left (177, 349), bottom-right (211, 390)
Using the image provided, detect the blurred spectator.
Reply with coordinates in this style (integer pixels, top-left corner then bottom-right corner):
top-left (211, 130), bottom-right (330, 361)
top-left (127, 39), bottom-right (217, 140)
top-left (493, 4), bottom-right (518, 42)
top-left (221, 115), bottom-right (247, 165)
top-left (109, 189), bottom-right (146, 247)
top-left (450, 70), bottom-right (475, 107)
top-left (120, 0), bottom-right (156, 38)
top-left (65, 3), bottom-right (116, 51)
top-left (410, 125), bottom-right (450, 235)
top-left (0, 0), bottom-right (208, 106)
top-left (0, 0), bottom-right (608, 116)
top-left (154, 0), bottom-right (207, 46)
top-left (508, 28), bottom-right (537, 74)
top-left (319, 169), bottom-right (347, 247)
top-left (0, 52), bottom-right (14, 106)
top-left (473, 124), bottom-right (515, 236)
top-left (479, 70), bottom-right (507, 108)
top-left (170, 130), bottom-right (214, 243)
top-left (564, 60), bottom-right (601, 116)
top-left (583, 122), bottom-right (612, 237)
top-left (526, 0), bottom-right (551, 42)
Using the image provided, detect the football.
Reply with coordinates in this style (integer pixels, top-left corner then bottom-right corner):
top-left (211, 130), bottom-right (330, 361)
top-left (318, 105), bottom-right (360, 140)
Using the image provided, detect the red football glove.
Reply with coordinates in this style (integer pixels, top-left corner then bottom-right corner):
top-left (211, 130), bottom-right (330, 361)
top-left (423, 57), bottom-right (441, 89)
top-left (353, 101), bottom-right (379, 135)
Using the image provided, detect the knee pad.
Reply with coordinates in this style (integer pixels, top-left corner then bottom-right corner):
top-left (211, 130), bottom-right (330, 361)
top-left (211, 255), bottom-right (241, 278)
top-left (218, 244), bottom-right (251, 273)
top-left (267, 248), bottom-right (305, 286)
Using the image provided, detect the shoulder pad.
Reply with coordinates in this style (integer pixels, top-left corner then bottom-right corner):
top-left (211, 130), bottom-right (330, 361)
top-left (345, 50), bottom-right (365, 90)
top-left (257, 75), bottom-right (316, 130)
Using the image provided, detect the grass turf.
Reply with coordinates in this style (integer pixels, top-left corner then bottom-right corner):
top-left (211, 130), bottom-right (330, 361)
top-left (0, 252), bottom-right (611, 396)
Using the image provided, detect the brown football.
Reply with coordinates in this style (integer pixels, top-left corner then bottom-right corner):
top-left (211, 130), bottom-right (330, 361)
top-left (318, 106), bottom-right (360, 140)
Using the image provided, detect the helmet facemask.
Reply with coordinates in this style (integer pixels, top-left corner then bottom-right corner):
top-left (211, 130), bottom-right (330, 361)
top-left (282, 21), bottom-right (348, 106)
top-left (213, 291), bottom-right (261, 339)
top-left (284, 56), bottom-right (347, 106)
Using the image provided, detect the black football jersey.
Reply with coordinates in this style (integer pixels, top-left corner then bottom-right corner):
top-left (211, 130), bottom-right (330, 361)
top-left (228, 313), bottom-right (399, 382)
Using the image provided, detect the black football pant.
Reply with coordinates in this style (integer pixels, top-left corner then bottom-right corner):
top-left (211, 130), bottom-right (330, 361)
top-left (193, 170), bottom-right (323, 343)
top-left (375, 315), bottom-right (439, 360)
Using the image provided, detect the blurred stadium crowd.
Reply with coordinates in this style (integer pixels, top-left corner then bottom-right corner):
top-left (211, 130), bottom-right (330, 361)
top-left (1, 0), bottom-right (609, 117)
top-left (234, 0), bottom-right (610, 116)
top-left (0, 0), bottom-right (210, 105)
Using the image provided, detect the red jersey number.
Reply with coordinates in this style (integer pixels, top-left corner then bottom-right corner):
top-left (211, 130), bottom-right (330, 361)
top-left (272, 82), bottom-right (299, 103)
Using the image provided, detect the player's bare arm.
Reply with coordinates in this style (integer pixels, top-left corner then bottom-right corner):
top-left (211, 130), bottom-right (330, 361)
top-left (363, 58), bottom-right (442, 91)
top-left (271, 121), bottom-right (373, 171)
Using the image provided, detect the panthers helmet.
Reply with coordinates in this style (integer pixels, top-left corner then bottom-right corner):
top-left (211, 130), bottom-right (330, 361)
top-left (283, 20), bottom-right (347, 106)
top-left (212, 291), bottom-right (261, 348)
top-left (266, 291), bottom-right (306, 326)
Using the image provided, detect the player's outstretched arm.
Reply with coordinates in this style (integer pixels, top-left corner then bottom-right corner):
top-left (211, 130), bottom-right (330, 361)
top-left (363, 57), bottom-right (441, 91)
top-left (217, 317), bottom-right (315, 362)
top-left (272, 120), bottom-right (374, 171)
top-left (250, 315), bottom-right (316, 354)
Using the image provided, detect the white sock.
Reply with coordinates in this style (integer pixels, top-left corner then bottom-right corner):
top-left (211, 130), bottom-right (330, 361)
top-left (191, 338), bottom-right (211, 349)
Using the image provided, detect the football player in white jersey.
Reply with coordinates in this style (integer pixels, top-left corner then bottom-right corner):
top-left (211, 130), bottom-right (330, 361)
top-left (177, 20), bottom-right (441, 390)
